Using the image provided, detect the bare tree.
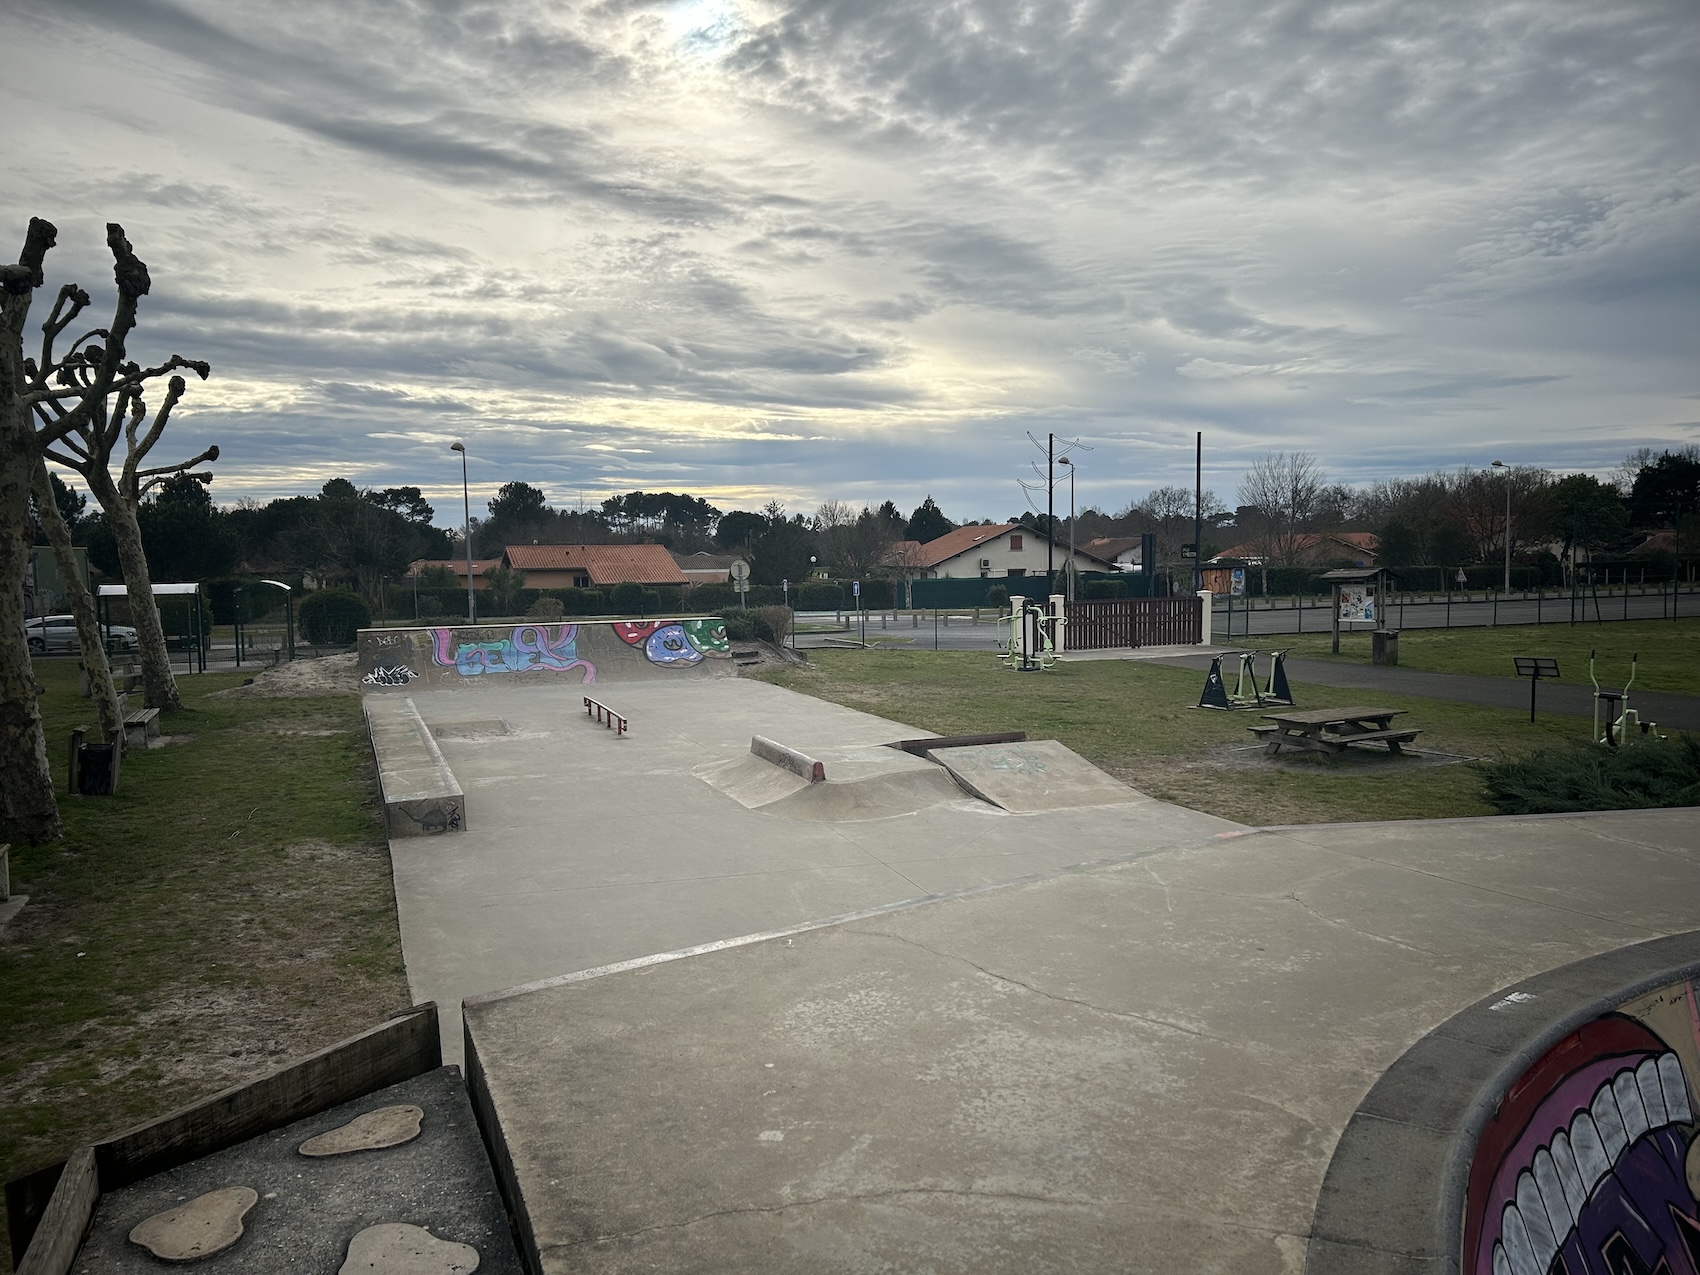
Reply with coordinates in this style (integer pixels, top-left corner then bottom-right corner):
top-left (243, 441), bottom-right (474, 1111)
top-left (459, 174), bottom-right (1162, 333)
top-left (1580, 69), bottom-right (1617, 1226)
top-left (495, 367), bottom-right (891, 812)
top-left (1236, 453), bottom-right (1326, 566)
top-left (1130, 485), bottom-right (1228, 567)
top-left (886, 538), bottom-right (928, 608)
top-left (32, 458), bottom-right (124, 746)
top-left (29, 225), bottom-right (216, 712)
top-left (1447, 466), bottom-right (1551, 564)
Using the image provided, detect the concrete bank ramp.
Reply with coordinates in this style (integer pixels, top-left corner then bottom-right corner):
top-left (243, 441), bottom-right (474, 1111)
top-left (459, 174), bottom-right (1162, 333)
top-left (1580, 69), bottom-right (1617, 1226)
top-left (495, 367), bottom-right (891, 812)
top-left (929, 738), bottom-right (1140, 812)
top-left (357, 618), bottom-right (737, 691)
top-left (364, 696), bottom-right (465, 836)
top-left (698, 740), bottom-right (975, 823)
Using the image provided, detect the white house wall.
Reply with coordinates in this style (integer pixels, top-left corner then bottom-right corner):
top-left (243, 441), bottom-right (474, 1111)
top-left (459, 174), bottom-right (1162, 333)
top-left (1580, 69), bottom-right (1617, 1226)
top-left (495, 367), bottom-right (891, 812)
top-left (931, 533), bottom-right (1111, 579)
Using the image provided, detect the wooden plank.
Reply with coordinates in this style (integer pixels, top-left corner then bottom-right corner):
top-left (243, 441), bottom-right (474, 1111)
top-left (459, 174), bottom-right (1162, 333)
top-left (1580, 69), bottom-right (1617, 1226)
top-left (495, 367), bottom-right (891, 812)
top-left (91, 1003), bottom-right (440, 1190)
top-left (14, 1147), bottom-right (96, 1275)
top-left (1261, 707), bottom-right (1402, 727)
top-left (891, 731), bottom-right (1028, 755)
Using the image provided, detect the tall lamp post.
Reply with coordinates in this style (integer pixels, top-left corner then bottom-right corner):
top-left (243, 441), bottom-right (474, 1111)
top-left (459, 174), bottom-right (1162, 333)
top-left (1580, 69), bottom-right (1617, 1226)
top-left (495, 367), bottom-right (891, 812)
top-left (1491, 459), bottom-right (1511, 594)
top-left (450, 441), bottom-right (476, 623)
top-left (1058, 455), bottom-right (1077, 601)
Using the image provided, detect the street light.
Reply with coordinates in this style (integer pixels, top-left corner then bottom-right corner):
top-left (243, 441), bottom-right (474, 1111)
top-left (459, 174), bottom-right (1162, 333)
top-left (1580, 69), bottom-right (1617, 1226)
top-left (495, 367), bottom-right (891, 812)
top-left (1491, 459), bottom-right (1512, 594)
top-left (1058, 455), bottom-right (1077, 601)
top-left (449, 442), bottom-right (475, 623)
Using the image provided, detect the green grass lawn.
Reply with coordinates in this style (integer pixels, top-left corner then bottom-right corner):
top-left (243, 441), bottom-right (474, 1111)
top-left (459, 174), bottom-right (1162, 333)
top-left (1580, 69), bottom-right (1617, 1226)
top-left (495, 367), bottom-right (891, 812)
top-left (0, 660), bottom-right (408, 1259)
top-left (1235, 617), bottom-right (1700, 694)
top-left (753, 649), bottom-right (1599, 828)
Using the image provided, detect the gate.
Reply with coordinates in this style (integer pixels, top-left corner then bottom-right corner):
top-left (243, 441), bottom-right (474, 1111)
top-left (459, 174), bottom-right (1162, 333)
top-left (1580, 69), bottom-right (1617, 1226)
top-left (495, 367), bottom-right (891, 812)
top-left (1063, 596), bottom-right (1201, 649)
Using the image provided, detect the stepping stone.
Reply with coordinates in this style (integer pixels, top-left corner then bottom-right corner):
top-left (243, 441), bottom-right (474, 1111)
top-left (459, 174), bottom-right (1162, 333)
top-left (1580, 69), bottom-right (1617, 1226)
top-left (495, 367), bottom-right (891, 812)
top-left (339, 1223), bottom-right (480, 1274)
top-left (128, 1186), bottom-right (257, 1262)
top-left (299, 1104), bottom-right (424, 1157)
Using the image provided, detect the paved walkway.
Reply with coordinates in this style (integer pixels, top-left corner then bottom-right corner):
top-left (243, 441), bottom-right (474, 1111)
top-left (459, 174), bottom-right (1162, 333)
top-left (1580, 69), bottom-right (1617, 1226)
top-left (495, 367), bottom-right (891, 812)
top-left (1139, 650), bottom-right (1700, 731)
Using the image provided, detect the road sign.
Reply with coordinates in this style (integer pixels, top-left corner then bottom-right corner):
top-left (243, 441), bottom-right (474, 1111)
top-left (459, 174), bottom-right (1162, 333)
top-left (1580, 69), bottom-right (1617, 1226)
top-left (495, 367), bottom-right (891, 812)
top-left (730, 560), bottom-right (750, 583)
top-left (852, 581), bottom-right (861, 597)
top-left (1181, 544), bottom-right (1198, 560)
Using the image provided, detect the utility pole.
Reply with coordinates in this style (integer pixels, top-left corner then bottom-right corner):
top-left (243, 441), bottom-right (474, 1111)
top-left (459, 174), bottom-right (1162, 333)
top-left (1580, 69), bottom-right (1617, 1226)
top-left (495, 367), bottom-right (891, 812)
top-left (1047, 431), bottom-right (1055, 588)
top-left (1193, 431), bottom-right (1203, 591)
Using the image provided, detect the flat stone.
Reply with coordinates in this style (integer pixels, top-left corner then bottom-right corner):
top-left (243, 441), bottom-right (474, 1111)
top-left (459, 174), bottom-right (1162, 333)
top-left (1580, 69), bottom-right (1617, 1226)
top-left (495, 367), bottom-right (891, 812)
top-left (127, 1186), bottom-right (257, 1262)
top-left (299, 1104), bottom-right (424, 1157)
top-left (339, 1223), bottom-right (480, 1274)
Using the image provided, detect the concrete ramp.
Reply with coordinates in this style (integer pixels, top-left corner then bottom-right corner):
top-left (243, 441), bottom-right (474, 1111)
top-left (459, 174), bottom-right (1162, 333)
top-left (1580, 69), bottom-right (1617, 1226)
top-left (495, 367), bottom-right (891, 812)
top-left (698, 737), bottom-right (975, 822)
top-left (364, 696), bottom-right (465, 835)
top-left (357, 618), bottom-right (737, 691)
top-left (930, 738), bottom-right (1140, 812)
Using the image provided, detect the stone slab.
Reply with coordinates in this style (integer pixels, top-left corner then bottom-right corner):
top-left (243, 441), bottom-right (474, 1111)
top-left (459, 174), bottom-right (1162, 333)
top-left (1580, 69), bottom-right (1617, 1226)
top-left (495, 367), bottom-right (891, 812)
top-left (298, 1105), bottom-right (424, 1157)
top-left (127, 1186), bottom-right (256, 1262)
top-left (73, 1068), bottom-right (520, 1274)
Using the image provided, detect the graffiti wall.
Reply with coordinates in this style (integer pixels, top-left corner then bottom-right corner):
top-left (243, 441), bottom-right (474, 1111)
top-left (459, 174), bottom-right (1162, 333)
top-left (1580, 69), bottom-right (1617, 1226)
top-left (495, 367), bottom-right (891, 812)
top-left (356, 619), bottom-right (733, 689)
top-left (1465, 976), bottom-right (1700, 1275)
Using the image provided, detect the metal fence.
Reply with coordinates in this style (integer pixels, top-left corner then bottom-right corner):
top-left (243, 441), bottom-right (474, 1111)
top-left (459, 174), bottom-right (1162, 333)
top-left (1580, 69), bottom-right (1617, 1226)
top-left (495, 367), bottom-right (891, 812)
top-left (1064, 596), bottom-right (1202, 649)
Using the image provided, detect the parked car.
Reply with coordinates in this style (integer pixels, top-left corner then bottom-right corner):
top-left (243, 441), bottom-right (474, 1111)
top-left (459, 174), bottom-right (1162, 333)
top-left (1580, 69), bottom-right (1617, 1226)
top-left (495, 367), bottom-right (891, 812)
top-left (25, 614), bottom-right (139, 654)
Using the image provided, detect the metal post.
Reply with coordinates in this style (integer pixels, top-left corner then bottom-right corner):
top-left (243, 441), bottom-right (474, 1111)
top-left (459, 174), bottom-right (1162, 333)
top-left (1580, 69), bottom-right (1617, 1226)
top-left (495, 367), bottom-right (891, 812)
top-left (1192, 431), bottom-right (1203, 591)
top-left (451, 441), bottom-right (475, 623)
top-left (1046, 431), bottom-right (1055, 590)
top-left (1331, 583), bottom-right (1341, 655)
top-left (234, 586), bottom-right (243, 667)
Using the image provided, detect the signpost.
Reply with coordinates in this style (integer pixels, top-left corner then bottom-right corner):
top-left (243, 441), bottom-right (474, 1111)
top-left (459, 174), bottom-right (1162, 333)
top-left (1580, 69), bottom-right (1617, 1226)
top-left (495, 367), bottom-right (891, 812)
top-left (1513, 656), bottom-right (1560, 723)
top-left (853, 580), bottom-right (864, 645)
top-left (730, 559), bottom-right (750, 609)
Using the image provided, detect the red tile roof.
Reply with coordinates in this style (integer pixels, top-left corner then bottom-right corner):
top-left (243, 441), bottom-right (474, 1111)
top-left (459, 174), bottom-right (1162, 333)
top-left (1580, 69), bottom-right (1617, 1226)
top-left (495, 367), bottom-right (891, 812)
top-left (408, 558), bottom-right (502, 581)
top-left (502, 544), bottom-right (689, 585)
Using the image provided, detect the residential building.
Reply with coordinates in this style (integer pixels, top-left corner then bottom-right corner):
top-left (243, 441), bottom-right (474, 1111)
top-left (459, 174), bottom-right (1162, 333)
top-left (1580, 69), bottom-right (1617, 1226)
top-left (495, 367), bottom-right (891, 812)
top-left (888, 524), bottom-right (1117, 580)
top-left (501, 544), bottom-right (689, 590)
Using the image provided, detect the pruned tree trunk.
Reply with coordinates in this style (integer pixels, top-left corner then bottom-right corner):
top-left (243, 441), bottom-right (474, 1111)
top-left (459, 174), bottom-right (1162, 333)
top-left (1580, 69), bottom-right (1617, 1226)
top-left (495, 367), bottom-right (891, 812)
top-left (1, 223), bottom-right (63, 845)
top-left (97, 474), bottom-right (180, 711)
top-left (33, 459), bottom-right (124, 745)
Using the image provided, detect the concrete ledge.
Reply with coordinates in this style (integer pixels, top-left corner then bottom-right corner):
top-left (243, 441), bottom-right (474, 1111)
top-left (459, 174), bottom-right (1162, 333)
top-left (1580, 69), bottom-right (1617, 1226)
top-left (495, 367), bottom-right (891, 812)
top-left (365, 696), bottom-right (466, 836)
top-left (1305, 930), bottom-right (1700, 1274)
top-left (749, 734), bottom-right (826, 782)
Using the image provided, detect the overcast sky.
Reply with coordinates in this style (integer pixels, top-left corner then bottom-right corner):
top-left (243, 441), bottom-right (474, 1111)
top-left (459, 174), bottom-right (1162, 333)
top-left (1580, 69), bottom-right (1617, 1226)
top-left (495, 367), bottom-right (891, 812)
top-left (6, 0), bottom-right (1696, 527)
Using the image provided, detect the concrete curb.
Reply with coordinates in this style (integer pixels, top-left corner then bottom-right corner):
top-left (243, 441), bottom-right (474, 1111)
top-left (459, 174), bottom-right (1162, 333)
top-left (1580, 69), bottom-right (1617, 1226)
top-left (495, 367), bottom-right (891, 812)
top-left (749, 734), bottom-right (826, 782)
top-left (364, 697), bottom-right (466, 836)
top-left (1305, 930), bottom-right (1700, 1274)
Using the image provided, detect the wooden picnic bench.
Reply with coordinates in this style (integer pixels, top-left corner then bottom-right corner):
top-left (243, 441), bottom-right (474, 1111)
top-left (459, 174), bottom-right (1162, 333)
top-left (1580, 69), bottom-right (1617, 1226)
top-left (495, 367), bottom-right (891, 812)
top-left (1253, 706), bottom-right (1420, 757)
top-left (123, 707), bottom-right (161, 748)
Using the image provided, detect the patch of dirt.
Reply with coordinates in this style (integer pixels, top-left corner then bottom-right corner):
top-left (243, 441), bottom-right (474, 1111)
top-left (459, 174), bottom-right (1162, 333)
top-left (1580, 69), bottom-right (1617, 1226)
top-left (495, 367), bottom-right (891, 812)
top-left (733, 641), bottom-right (811, 673)
top-left (208, 653), bottom-right (362, 698)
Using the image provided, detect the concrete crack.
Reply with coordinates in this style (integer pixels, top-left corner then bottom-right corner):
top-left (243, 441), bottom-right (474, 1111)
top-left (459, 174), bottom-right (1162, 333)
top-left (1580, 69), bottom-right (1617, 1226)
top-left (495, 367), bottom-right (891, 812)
top-left (1284, 891), bottom-right (1443, 957)
top-left (853, 928), bottom-right (1239, 1046)
top-left (553, 1186), bottom-right (1099, 1247)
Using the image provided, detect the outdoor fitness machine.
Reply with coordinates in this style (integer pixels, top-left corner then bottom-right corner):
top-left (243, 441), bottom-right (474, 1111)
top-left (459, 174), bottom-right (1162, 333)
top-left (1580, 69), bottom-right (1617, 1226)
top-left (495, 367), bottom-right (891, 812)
top-left (1589, 650), bottom-right (1661, 748)
top-left (1197, 648), bottom-right (1294, 710)
top-left (1512, 656), bottom-right (1560, 723)
top-left (999, 595), bottom-right (1064, 672)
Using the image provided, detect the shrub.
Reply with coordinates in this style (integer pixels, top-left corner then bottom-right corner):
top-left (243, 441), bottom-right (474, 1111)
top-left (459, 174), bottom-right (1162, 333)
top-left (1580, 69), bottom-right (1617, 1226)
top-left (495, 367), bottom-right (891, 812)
top-left (298, 588), bottom-right (372, 645)
top-left (1085, 579), bottom-right (1127, 599)
top-left (611, 582), bottom-right (645, 614)
top-left (720, 608), bottom-right (757, 641)
top-left (754, 605), bottom-right (794, 643)
top-left (528, 596), bottom-right (565, 619)
top-left (641, 588), bottom-right (663, 615)
top-left (985, 584), bottom-right (1009, 608)
top-left (1474, 736), bottom-right (1700, 815)
top-left (798, 581), bottom-right (843, 609)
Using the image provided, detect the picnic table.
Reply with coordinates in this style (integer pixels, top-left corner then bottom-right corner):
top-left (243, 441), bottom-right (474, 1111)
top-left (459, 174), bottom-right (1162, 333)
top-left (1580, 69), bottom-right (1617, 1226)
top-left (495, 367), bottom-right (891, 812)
top-left (1251, 706), bottom-right (1420, 757)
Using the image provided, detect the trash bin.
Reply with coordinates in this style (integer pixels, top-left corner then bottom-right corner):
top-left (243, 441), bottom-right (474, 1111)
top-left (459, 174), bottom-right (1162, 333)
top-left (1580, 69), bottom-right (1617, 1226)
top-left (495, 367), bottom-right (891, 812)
top-left (1372, 629), bottom-right (1399, 667)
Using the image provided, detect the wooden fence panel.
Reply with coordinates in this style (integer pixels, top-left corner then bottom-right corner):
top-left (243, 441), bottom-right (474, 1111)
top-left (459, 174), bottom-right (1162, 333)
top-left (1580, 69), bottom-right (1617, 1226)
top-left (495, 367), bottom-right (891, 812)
top-left (1063, 597), bottom-right (1200, 649)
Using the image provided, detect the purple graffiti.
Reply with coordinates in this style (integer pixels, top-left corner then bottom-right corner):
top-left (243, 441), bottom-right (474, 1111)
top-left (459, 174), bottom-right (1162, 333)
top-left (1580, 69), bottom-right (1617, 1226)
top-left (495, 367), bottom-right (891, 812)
top-left (430, 625), bottom-right (597, 681)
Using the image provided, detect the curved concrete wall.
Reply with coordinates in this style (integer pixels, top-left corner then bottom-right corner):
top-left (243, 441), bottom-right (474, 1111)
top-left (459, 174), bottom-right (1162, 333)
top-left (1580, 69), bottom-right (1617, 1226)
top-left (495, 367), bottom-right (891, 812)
top-left (1307, 933), bottom-right (1700, 1275)
top-left (357, 619), bottom-right (735, 690)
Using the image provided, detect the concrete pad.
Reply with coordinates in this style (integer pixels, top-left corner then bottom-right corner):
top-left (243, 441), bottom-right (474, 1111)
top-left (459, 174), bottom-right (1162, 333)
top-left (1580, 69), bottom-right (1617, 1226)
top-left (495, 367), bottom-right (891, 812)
top-left (128, 1187), bottom-right (256, 1262)
top-left (931, 739), bottom-right (1140, 811)
top-left (299, 1105), bottom-right (425, 1157)
top-left (462, 806), bottom-right (1700, 1274)
top-left (381, 678), bottom-right (1239, 1061)
top-left (339, 1222), bottom-right (480, 1274)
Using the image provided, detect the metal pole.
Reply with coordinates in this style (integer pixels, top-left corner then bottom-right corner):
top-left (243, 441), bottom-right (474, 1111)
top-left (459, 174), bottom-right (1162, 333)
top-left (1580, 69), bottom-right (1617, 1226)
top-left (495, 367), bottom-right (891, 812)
top-left (234, 586), bottom-right (242, 667)
top-left (1193, 431), bottom-right (1203, 591)
top-left (1504, 469), bottom-right (1512, 593)
top-left (451, 442), bottom-right (475, 623)
top-left (1047, 432), bottom-right (1055, 589)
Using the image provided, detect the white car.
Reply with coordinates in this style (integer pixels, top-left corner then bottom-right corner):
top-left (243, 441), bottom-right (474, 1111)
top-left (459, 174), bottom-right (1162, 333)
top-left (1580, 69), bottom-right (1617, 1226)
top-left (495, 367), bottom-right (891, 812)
top-left (25, 614), bottom-right (138, 654)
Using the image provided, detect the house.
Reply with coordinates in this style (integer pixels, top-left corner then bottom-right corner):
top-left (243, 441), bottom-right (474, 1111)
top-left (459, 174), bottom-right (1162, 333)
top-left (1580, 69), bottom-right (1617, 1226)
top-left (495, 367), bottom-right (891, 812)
top-left (1209, 532), bottom-right (1379, 569)
top-left (887, 524), bottom-right (1117, 580)
top-left (407, 558), bottom-right (503, 590)
top-left (1083, 536), bottom-right (1144, 569)
top-left (501, 544), bottom-right (689, 590)
top-left (669, 551), bottom-right (743, 588)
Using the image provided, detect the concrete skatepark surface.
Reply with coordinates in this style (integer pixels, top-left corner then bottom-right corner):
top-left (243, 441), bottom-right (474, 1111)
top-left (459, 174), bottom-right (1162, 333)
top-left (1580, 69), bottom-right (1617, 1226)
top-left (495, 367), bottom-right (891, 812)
top-left (72, 1067), bottom-right (521, 1273)
top-left (364, 656), bottom-right (1700, 1272)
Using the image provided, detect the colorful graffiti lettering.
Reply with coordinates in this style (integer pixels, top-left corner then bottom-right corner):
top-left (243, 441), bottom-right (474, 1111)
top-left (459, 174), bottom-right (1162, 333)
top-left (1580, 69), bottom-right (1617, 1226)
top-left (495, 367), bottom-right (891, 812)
top-left (613, 618), bottom-right (731, 668)
top-left (430, 625), bottom-right (596, 681)
top-left (362, 665), bottom-right (418, 686)
top-left (1467, 977), bottom-right (1700, 1275)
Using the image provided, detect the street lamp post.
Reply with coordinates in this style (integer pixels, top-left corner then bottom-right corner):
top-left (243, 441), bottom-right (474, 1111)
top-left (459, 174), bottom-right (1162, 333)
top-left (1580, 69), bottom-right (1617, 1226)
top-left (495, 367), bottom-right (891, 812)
top-left (450, 442), bottom-right (475, 623)
top-left (1491, 459), bottom-right (1512, 594)
top-left (1058, 455), bottom-right (1077, 601)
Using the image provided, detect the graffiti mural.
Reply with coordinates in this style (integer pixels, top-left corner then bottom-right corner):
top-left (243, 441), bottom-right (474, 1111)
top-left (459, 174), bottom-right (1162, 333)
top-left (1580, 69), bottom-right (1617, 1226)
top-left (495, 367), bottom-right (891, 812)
top-left (1466, 977), bottom-right (1700, 1275)
top-left (612, 618), bottom-right (731, 668)
top-left (430, 624), bottom-right (597, 681)
top-left (362, 665), bottom-right (419, 686)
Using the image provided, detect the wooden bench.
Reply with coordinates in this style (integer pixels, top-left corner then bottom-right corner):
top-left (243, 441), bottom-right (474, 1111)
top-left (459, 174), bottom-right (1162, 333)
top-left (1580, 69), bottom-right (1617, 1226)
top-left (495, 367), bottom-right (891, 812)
top-left (123, 708), bottom-right (161, 748)
top-left (584, 697), bottom-right (628, 735)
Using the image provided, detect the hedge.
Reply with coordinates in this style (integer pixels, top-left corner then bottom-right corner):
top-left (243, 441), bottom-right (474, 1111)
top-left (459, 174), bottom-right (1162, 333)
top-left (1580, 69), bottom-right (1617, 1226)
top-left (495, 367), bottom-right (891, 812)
top-left (299, 588), bottom-right (372, 645)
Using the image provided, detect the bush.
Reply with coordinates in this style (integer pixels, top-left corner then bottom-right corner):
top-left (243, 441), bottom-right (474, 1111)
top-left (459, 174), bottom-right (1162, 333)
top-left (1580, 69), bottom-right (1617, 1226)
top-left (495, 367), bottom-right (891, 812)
top-left (754, 605), bottom-right (794, 643)
top-left (528, 596), bottom-right (565, 619)
top-left (720, 608), bottom-right (757, 641)
top-left (798, 581), bottom-right (843, 609)
top-left (1475, 736), bottom-right (1700, 814)
top-left (299, 588), bottom-right (372, 645)
top-left (985, 585), bottom-right (1009, 608)
top-left (1084, 579), bottom-right (1127, 599)
top-left (611, 581), bottom-right (645, 614)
